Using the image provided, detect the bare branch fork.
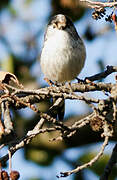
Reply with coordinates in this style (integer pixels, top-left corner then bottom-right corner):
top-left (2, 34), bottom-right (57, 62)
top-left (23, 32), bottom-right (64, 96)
top-left (80, 0), bottom-right (117, 9)
top-left (0, 65), bottom-right (117, 178)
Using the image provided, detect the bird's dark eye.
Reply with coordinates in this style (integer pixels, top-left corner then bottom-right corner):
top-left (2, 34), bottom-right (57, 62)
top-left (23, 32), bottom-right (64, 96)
top-left (53, 23), bottom-right (57, 28)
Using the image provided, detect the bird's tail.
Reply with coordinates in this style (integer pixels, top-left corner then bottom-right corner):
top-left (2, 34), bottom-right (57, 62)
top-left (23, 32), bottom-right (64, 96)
top-left (49, 97), bottom-right (65, 121)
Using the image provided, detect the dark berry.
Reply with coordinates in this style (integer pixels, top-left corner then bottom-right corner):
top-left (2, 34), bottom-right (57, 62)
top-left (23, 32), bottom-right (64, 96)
top-left (0, 170), bottom-right (9, 180)
top-left (10, 171), bottom-right (20, 180)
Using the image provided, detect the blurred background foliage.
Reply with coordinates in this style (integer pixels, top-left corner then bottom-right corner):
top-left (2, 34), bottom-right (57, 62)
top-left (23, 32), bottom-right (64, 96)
top-left (0, 0), bottom-right (117, 179)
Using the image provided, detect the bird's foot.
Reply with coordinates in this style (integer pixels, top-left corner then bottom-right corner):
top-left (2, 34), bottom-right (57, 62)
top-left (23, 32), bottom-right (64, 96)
top-left (84, 78), bottom-right (96, 86)
top-left (44, 78), bottom-right (54, 86)
top-left (76, 77), bottom-right (95, 85)
top-left (76, 77), bottom-right (85, 83)
top-left (44, 78), bottom-right (64, 87)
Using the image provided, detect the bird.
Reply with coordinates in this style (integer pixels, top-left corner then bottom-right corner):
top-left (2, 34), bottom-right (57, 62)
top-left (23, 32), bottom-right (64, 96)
top-left (40, 14), bottom-right (86, 120)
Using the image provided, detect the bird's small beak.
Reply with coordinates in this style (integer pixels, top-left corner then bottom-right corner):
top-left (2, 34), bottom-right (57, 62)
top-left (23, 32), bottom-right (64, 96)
top-left (53, 21), bottom-right (66, 30)
top-left (57, 21), bottom-right (66, 30)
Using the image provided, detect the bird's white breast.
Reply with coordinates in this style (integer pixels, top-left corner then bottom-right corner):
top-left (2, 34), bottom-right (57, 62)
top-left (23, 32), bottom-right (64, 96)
top-left (40, 29), bottom-right (86, 82)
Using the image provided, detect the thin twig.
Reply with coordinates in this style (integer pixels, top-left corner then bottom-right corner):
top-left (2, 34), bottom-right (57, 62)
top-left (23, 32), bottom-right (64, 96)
top-left (71, 113), bottom-right (94, 129)
top-left (80, 0), bottom-right (117, 9)
top-left (58, 136), bottom-right (109, 178)
top-left (1, 101), bottom-right (13, 134)
top-left (85, 66), bottom-right (117, 82)
top-left (0, 117), bottom-right (45, 165)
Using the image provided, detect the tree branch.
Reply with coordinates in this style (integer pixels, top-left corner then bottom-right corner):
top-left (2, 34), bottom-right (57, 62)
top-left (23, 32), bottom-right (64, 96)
top-left (85, 66), bottom-right (117, 82)
top-left (0, 65), bottom-right (117, 178)
top-left (80, 0), bottom-right (117, 9)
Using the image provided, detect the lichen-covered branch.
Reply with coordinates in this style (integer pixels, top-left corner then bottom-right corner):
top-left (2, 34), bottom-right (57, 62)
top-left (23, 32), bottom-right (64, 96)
top-left (80, 0), bottom-right (117, 9)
